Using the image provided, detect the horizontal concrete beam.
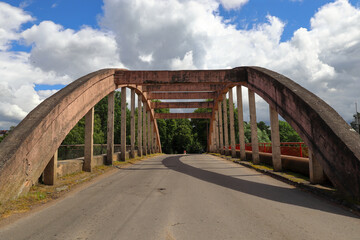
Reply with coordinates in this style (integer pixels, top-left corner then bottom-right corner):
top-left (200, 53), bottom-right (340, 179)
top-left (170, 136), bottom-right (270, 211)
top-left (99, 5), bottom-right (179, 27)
top-left (143, 84), bottom-right (225, 92)
top-left (155, 113), bottom-right (212, 119)
top-left (151, 101), bottom-right (214, 109)
top-left (148, 92), bottom-right (216, 100)
top-left (114, 68), bottom-right (247, 84)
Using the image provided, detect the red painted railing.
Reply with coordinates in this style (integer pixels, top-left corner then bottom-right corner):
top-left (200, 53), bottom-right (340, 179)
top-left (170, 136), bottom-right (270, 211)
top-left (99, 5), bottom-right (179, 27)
top-left (232, 142), bottom-right (308, 158)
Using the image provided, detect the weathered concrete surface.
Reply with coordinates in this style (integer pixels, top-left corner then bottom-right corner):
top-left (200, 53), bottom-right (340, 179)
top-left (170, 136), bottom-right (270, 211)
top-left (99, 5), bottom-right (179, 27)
top-left (1, 155), bottom-right (359, 240)
top-left (1, 66), bottom-right (360, 204)
top-left (0, 70), bottom-right (118, 203)
top-left (151, 101), bottom-right (214, 109)
top-left (106, 92), bottom-right (115, 165)
top-left (148, 92), bottom-right (216, 100)
top-left (155, 113), bottom-right (212, 119)
top-left (236, 86), bottom-right (246, 161)
top-left (143, 83), bottom-right (225, 92)
top-left (245, 67), bottom-right (360, 200)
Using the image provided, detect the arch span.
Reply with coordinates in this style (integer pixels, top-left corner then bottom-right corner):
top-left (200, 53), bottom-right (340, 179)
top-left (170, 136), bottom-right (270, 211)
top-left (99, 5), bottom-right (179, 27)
top-left (0, 66), bottom-right (359, 203)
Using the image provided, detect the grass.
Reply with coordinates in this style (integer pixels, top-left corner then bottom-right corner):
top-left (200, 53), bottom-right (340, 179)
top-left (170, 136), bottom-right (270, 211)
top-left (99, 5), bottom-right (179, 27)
top-left (0, 153), bottom-right (163, 220)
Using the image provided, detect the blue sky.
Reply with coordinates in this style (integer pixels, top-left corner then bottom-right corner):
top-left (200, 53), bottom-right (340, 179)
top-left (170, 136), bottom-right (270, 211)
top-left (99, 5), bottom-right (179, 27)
top-left (0, 0), bottom-right (360, 128)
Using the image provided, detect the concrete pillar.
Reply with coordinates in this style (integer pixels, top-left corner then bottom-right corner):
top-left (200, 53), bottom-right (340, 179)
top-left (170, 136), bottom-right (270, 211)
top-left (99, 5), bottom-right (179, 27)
top-left (130, 89), bottom-right (135, 158)
top-left (44, 150), bottom-right (58, 185)
top-left (106, 92), bottom-right (114, 165)
top-left (229, 88), bottom-right (236, 158)
top-left (143, 103), bottom-right (147, 155)
top-left (309, 149), bottom-right (326, 184)
top-left (237, 86), bottom-right (246, 161)
top-left (147, 111), bottom-right (151, 154)
top-left (213, 119), bottom-right (217, 153)
top-left (120, 87), bottom-right (126, 161)
top-left (223, 94), bottom-right (229, 156)
top-left (270, 106), bottom-right (282, 171)
top-left (214, 111), bottom-right (219, 153)
top-left (218, 101), bottom-right (224, 154)
top-left (152, 124), bottom-right (156, 153)
top-left (149, 120), bottom-right (153, 154)
top-left (248, 89), bottom-right (260, 164)
top-left (84, 107), bottom-right (94, 171)
top-left (137, 95), bottom-right (143, 157)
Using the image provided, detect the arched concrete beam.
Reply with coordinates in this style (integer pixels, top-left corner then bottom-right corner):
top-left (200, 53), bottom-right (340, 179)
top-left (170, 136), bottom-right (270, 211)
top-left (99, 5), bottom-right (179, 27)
top-left (0, 69), bottom-right (161, 203)
top-left (245, 67), bottom-right (360, 200)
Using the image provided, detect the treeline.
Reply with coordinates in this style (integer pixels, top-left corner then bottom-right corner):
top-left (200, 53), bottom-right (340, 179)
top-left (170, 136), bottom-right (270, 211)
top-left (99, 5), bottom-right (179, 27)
top-left (0, 92), bottom-right (302, 152)
top-left (61, 92), bottom-right (302, 153)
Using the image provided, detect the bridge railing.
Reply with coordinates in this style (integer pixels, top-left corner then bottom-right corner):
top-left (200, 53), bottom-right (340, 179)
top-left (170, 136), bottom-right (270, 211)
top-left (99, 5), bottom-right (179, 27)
top-left (58, 144), bottom-right (133, 160)
top-left (233, 142), bottom-right (308, 158)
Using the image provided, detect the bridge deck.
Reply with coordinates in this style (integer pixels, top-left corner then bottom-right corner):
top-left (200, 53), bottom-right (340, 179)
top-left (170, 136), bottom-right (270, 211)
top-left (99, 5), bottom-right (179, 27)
top-left (1, 154), bottom-right (358, 239)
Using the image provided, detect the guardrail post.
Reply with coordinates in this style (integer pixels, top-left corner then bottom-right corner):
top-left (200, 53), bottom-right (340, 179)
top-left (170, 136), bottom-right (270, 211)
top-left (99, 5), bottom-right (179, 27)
top-left (248, 89), bottom-right (260, 164)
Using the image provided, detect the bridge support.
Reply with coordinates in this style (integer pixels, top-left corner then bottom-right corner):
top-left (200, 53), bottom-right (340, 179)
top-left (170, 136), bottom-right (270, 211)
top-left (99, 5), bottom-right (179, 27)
top-left (214, 110), bottom-right (219, 153)
top-left (249, 89), bottom-right (260, 164)
top-left (137, 95), bottom-right (143, 157)
top-left (43, 150), bottom-right (58, 185)
top-left (143, 103), bottom-right (147, 156)
top-left (218, 101), bottom-right (224, 154)
top-left (130, 89), bottom-right (135, 158)
top-left (84, 107), bottom-right (94, 172)
top-left (309, 150), bottom-right (326, 184)
top-left (229, 88), bottom-right (236, 158)
top-left (270, 106), bottom-right (282, 171)
top-left (121, 87), bottom-right (126, 161)
top-left (237, 86), bottom-right (246, 161)
top-left (107, 92), bottom-right (115, 165)
top-left (223, 94), bottom-right (229, 156)
top-left (147, 110), bottom-right (151, 154)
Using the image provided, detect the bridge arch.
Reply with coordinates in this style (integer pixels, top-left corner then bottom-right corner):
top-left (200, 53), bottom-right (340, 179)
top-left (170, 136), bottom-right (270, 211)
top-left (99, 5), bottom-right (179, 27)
top-left (0, 66), bottom-right (359, 203)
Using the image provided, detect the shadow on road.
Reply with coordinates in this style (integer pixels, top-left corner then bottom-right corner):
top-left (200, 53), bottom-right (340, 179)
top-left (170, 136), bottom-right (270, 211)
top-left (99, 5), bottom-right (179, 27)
top-left (162, 155), bottom-right (358, 218)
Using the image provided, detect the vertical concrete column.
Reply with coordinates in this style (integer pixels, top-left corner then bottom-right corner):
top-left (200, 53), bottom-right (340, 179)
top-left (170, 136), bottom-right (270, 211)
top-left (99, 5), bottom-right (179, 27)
top-left (229, 88), bottom-right (236, 158)
top-left (223, 94), bottom-right (229, 156)
top-left (143, 103), bottom-right (147, 155)
top-left (151, 123), bottom-right (155, 153)
top-left (215, 110), bottom-right (219, 153)
top-left (269, 106), bottom-right (282, 171)
top-left (84, 107), bottom-right (94, 171)
top-left (147, 111), bottom-right (151, 154)
top-left (44, 150), bottom-right (58, 185)
top-left (106, 91), bottom-right (114, 165)
top-left (137, 95), bottom-right (143, 157)
top-left (130, 89), bottom-right (135, 159)
top-left (309, 149), bottom-right (325, 184)
top-left (248, 89), bottom-right (260, 164)
top-left (149, 120), bottom-right (153, 154)
top-left (218, 102), bottom-right (224, 154)
top-left (237, 86), bottom-right (246, 160)
top-left (120, 87), bottom-right (127, 161)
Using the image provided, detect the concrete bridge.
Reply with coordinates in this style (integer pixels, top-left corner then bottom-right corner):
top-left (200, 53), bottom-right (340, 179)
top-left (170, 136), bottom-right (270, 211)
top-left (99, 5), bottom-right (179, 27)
top-left (0, 66), bottom-right (359, 204)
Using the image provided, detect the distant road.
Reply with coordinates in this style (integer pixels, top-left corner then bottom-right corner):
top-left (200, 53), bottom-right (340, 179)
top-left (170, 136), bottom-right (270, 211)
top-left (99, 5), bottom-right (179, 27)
top-left (0, 154), bottom-right (359, 240)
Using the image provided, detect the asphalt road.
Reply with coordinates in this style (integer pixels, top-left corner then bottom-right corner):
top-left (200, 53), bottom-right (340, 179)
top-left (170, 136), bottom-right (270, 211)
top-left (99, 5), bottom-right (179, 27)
top-left (0, 154), bottom-right (359, 240)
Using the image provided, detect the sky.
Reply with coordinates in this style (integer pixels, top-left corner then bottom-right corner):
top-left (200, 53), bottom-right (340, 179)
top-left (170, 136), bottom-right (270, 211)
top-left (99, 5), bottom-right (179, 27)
top-left (0, 0), bottom-right (360, 129)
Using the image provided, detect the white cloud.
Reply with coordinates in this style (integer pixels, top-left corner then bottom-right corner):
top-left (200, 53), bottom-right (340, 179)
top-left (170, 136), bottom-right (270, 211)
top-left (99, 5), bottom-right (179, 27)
top-left (22, 21), bottom-right (124, 79)
top-left (219, 0), bottom-right (249, 10)
top-left (1, 0), bottom-right (360, 129)
top-left (0, 2), bottom-right (33, 50)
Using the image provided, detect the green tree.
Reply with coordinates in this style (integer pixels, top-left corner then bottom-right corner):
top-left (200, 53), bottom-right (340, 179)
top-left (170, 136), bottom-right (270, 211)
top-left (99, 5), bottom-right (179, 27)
top-left (279, 120), bottom-right (302, 142)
